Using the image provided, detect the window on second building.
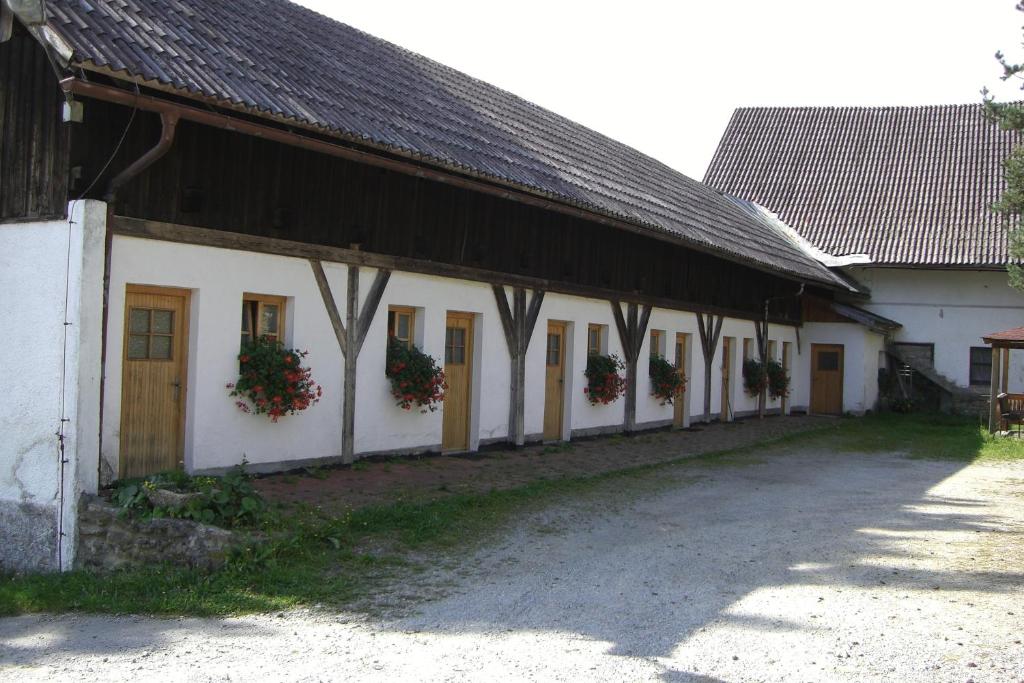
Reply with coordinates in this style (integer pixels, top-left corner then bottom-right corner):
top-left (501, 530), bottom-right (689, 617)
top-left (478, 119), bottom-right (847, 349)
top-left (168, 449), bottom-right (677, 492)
top-left (387, 306), bottom-right (416, 349)
top-left (970, 346), bottom-right (992, 386)
top-left (588, 323), bottom-right (606, 355)
top-left (241, 294), bottom-right (285, 347)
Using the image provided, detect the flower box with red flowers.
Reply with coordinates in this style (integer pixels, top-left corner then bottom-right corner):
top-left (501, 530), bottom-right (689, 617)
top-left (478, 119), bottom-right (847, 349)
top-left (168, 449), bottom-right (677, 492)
top-left (385, 337), bottom-right (447, 412)
top-left (648, 353), bottom-right (685, 405)
top-left (228, 337), bottom-right (322, 422)
top-left (583, 353), bottom-right (627, 405)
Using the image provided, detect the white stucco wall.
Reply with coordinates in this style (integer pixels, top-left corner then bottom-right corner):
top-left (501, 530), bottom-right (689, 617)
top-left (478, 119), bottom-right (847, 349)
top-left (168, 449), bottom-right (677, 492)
top-left (0, 201), bottom-right (105, 571)
top-left (847, 267), bottom-right (1024, 391)
top-left (103, 235), bottom-right (813, 475)
top-left (798, 322), bottom-right (884, 415)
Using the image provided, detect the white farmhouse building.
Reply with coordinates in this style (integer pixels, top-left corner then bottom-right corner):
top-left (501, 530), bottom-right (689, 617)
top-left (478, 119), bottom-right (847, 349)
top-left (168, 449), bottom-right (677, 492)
top-left (706, 105), bottom-right (1024, 409)
top-left (0, 2), bottom-right (1012, 573)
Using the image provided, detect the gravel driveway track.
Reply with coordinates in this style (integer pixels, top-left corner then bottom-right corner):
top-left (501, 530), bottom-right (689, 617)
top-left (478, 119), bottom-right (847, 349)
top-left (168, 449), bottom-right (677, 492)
top-left (3, 446), bottom-right (1023, 682)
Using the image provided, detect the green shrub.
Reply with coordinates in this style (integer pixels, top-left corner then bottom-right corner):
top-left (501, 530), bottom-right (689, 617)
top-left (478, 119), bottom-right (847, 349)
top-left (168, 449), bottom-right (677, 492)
top-left (111, 464), bottom-right (272, 529)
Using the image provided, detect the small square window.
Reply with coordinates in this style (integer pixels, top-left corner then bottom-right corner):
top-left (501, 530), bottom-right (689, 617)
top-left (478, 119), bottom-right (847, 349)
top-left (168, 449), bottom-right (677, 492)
top-left (125, 307), bottom-right (175, 360)
top-left (445, 326), bottom-right (467, 364)
top-left (241, 294), bottom-right (286, 348)
top-left (818, 351), bottom-right (840, 371)
top-left (546, 331), bottom-right (561, 366)
top-left (387, 306), bottom-right (416, 349)
top-left (649, 329), bottom-right (664, 358)
top-left (588, 324), bottom-right (606, 355)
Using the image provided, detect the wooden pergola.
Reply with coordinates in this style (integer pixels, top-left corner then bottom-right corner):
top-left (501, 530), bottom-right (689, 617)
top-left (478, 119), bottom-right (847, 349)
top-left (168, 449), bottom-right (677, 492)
top-left (984, 326), bottom-right (1024, 433)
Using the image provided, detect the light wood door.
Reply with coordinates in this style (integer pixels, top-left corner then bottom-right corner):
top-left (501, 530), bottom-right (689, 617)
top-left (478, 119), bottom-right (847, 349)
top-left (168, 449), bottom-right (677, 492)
top-left (442, 312), bottom-right (474, 452)
top-left (720, 336), bottom-right (733, 421)
top-left (543, 322), bottom-right (566, 441)
top-left (673, 333), bottom-right (688, 429)
top-left (810, 344), bottom-right (844, 415)
top-left (120, 286), bottom-right (190, 478)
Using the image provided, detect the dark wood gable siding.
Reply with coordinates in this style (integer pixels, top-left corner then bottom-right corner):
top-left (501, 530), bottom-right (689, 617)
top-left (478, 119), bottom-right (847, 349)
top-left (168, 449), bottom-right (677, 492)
top-left (70, 98), bottom-right (808, 322)
top-left (0, 29), bottom-right (70, 221)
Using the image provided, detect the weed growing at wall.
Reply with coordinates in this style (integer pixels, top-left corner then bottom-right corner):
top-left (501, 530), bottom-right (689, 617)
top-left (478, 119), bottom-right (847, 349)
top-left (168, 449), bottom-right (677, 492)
top-left (112, 464), bottom-right (272, 529)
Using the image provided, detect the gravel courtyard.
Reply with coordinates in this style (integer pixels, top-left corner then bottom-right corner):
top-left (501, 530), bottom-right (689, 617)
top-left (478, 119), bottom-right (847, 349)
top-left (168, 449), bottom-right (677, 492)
top-left (3, 443), bottom-right (1023, 682)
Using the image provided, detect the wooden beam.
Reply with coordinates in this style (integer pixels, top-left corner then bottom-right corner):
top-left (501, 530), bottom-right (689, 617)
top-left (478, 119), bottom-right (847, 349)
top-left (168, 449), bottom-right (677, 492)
top-left (990, 346), bottom-right (1002, 434)
top-left (1001, 347), bottom-right (1010, 395)
top-left (310, 259), bottom-right (390, 462)
top-left (65, 76), bottom-right (840, 292)
top-left (342, 266), bottom-right (360, 463)
top-left (697, 313), bottom-right (724, 424)
top-left (109, 216), bottom-right (798, 325)
top-left (525, 289), bottom-right (545, 341)
top-left (611, 301), bottom-right (631, 359)
top-left (354, 269), bottom-right (391, 355)
top-left (309, 259), bottom-right (347, 357)
top-left (755, 318), bottom-right (769, 419)
top-left (610, 301), bottom-right (652, 432)
top-left (492, 285), bottom-right (546, 446)
top-left (492, 284), bottom-right (516, 350)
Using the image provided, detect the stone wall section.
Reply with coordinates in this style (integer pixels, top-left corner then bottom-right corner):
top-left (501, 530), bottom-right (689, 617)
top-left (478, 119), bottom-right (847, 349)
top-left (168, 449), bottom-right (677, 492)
top-left (76, 496), bottom-right (247, 571)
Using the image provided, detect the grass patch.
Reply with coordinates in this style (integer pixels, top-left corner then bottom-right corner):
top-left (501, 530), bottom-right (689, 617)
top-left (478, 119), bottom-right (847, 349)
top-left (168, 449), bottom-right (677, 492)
top-left (813, 412), bottom-right (1024, 462)
top-left (3, 413), bottom-right (1018, 617)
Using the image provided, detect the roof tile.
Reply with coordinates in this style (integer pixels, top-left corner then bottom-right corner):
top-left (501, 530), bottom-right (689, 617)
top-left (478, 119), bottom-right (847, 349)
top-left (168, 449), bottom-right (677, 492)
top-left (705, 105), bottom-right (1021, 267)
top-left (44, 0), bottom-right (843, 286)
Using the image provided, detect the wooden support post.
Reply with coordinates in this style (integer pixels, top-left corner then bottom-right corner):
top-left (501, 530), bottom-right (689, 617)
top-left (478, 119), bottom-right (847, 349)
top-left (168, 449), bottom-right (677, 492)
top-left (696, 313), bottom-right (724, 424)
top-left (309, 259), bottom-right (391, 462)
top-left (493, 285), bottom-right (545, 446)
top-left (989, 346), bottom-right (1002, 434)
top-left (754, 318), bottom-right (768, 419)
top-left (343, 266), bottom-right (359, 463)
top-left (611, 300), bottom-right (652, 433)
top-left (1001, 348), bottom-right (1010, 395)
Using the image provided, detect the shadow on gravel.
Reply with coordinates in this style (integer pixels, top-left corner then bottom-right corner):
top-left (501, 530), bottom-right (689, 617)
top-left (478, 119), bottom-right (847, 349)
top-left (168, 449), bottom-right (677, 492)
top-left (375, 450), bottom-right (1021, 679)
top-left (0, 615), bottom-right (278, 663)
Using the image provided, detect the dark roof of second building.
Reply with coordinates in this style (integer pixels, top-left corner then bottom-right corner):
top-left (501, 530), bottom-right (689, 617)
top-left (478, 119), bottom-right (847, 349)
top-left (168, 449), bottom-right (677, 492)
top-left (704, 104), bottom-right (1021, 268)
top-left (39, 0), bottom-right (845, 288)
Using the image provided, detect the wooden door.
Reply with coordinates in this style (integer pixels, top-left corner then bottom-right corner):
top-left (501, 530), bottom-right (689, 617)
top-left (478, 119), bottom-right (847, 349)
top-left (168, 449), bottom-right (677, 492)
top-left (720, 336), bottom-right (733, 421)
top-left (119, 285), bottom-right (190, 478)
top-left (543, 322), bottom-right (566, 441)
top-left (673, 333), bottom-right (688, 429)
top-left (810, 344), bottom-right (844, 415)
top-left (442, 312), bottom-right (474, 452)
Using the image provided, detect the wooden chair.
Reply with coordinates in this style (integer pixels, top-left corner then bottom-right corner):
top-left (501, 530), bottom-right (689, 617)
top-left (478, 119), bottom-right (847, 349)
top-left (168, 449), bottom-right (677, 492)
top-left (997, 393), bottom-right (1024, 436)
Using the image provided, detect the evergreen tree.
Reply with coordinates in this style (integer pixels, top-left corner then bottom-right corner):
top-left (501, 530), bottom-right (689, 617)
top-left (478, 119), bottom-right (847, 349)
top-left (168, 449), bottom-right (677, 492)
top-left (985, 2), bottom-right (1024, 290)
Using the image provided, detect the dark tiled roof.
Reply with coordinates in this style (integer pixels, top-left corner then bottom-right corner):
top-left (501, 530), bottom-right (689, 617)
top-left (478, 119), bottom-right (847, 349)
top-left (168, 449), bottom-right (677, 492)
top-left (41, 0), bottom-right (845, 287)
top-left (704, 105), bottom-right (1021, 268)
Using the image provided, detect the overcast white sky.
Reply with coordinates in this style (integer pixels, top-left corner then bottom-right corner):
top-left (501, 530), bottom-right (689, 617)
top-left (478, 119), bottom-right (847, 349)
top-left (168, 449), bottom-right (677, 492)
top-left (295, 0), bottom-right (1024, 179)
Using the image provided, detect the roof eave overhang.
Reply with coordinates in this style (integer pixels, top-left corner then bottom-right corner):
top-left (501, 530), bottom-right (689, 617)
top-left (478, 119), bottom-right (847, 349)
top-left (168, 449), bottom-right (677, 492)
top-left (62, 62), bottom-right (846, 292)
